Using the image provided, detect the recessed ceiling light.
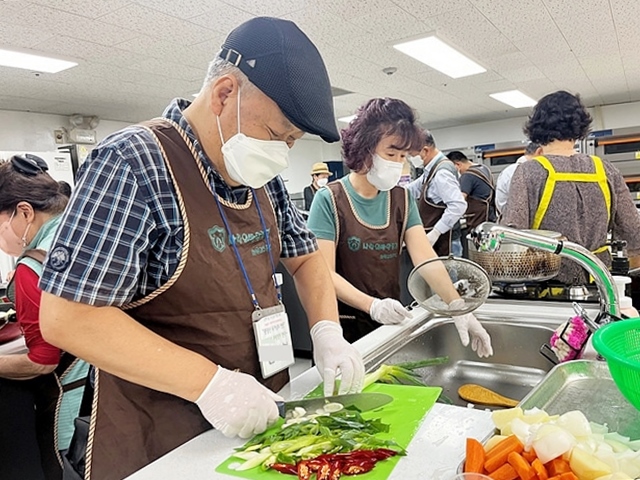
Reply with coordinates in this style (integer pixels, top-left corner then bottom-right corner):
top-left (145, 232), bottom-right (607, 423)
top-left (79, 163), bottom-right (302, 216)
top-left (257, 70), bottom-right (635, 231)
top-left (490, 90), bottom-right (537, 108)
top-left (338, 115), bottom-right (357, 123)
top-left (0, 48), bottom-right (77, 73)
top-left (393, 36), bottom-right (486, 79)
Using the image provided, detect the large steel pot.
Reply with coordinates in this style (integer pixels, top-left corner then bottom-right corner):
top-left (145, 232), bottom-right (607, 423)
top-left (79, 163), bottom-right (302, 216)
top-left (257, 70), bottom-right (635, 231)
top-left (467, 229), bottom-right (564, 283)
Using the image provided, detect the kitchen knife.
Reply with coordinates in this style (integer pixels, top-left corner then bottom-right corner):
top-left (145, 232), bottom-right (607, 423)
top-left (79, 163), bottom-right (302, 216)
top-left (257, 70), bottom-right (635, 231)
top-left (276, 392), bottom-right (393, 418)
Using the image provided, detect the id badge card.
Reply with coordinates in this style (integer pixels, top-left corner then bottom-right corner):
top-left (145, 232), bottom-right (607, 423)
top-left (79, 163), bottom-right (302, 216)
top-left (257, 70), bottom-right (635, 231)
top-left (252, 304), bottom-right (295, 378)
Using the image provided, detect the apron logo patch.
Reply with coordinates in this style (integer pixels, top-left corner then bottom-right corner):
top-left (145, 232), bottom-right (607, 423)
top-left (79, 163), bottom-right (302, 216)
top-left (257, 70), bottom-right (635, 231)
top-left (208, 225), bottom-right (226, 253)
top-left (48, 245), bottom-right (71, 271)
top-left (347, 236), bottom-right (361, 252)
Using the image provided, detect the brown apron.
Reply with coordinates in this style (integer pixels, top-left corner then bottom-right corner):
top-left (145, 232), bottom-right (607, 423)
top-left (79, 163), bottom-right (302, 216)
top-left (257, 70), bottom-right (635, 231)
top-left (326, 182), bottom-right (408, 343)
top-left (85, 119), bottom-right (288, 480)
top-left (463, 165), bottom-right (495, 230)
top-left (417, 157), bottom-right (454, 257)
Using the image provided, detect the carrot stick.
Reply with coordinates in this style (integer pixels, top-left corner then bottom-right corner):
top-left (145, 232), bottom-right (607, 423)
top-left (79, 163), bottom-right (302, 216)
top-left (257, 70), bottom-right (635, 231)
top-left (488, 463), bottom-right (518, 480)
top-left (546, 458), bottom-right (571, 476)
top-left (484, 435), bottom-right (524, 473)
top-left (507, 451), bottom-right (536, 480)
top-left (465, 438), bottom-right (486, 473)
top-left (522, 449), bottom-right (537, 463)
top-left (557, 473), bottom-right (578, 480)
top-left (532, 458), bottom-right (548, 480)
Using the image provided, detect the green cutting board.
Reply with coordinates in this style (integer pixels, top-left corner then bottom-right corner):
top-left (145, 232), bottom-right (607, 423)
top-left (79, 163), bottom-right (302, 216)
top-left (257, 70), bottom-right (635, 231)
top-left (215, 383), bottom-right (442, 479)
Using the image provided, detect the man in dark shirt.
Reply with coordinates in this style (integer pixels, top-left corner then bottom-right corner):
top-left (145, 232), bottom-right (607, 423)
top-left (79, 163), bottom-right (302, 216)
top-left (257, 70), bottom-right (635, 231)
top-left (448, 151), bottom-right (496, 257)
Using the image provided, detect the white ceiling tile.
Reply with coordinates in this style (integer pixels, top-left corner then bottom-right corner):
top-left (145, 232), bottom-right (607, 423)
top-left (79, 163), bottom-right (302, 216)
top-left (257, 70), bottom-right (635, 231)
top-left (0, 0), bottom-right (33, 19)
top-left (391, 0), bottom-right (473, 18)
top-left (131, 0), bottom-right (218, 20)
top-left (220, 0), bottom-right (309, 17)
top-left (3, 4), bottom-right (140, 46)
top-left (187, 6), bottom-right (258, 38)
top-left (29, 0), bottom-right (130, 19)
top-left (98, 3), bottom-right (219, 45)
top-left (308, 0), bottom-right (397, 20)
top-left (0, 0), bottom-right (639, 129)
top-left (347, 5), bottom-right (420, 38)
top-left (0, 95), bottom-right (62, 112)
top-left (0, 22), bottom-right (56, 50)
top-left (127, 58), bottom-right (205, 82)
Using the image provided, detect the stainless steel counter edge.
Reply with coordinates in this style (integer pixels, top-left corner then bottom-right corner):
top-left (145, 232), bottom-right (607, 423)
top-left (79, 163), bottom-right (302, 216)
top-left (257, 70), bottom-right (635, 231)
top-left (126, 301), bottom-right (580, 479)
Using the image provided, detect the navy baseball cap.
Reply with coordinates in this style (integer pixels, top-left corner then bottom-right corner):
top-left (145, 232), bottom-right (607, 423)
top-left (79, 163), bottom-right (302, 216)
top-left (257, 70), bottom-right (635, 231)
top-left (218, 17), bottom-right (340, 143)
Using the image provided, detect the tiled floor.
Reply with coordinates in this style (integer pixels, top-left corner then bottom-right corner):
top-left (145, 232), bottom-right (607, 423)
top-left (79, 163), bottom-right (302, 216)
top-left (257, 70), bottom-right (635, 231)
top-left (289, 357), bottom-right (312, 379)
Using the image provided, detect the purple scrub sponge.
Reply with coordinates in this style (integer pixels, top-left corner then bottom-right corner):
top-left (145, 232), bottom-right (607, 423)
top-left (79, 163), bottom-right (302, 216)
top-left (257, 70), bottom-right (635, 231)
top-left (549, 316), bottom-right (590, 362)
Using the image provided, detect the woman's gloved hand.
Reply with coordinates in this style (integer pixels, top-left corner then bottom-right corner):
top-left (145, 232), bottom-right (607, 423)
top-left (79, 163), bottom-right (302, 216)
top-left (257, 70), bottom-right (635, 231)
top-left (369, 298), bottom-right (412, 324)
top-left (448, 298), bottom-right (493, 358)
top-left (310, 320), bottom-right (365, 397)
top-left (451, 312), bottom-right (493, 358)
top-left (195, 366), bottom-right (282, 439)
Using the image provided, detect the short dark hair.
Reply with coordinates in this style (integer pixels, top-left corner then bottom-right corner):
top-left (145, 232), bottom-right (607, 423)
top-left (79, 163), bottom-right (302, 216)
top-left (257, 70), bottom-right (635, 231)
top-left (341, 98), bottom-right (423, 172)
top-left (446, 150), bottom-right (469, 163)
top-left (525, 142), bottom-right (541, 155)
top-left (524, 91), bottom-right (592, 144)
top-left (422, 129), bottom-right (435, 147)
top-left (58, 180), bottom-right (72, 198)
top-left (0, 161), bottom-right (68, 215)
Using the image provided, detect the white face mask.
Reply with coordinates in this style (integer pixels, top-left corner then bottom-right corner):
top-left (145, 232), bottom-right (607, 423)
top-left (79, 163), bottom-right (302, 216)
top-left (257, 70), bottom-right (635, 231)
top-left (316, 177), bottom-right (328, 188)
top-left (366, 154), bottom-right (404, 191)
top-left (216, 92), bottom-right (290, 189)
top-left (408, 154), bottom-right (423, 167)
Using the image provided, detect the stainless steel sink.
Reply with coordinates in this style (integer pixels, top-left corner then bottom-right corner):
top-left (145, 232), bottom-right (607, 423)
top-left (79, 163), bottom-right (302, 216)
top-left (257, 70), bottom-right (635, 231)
top-left (366, 319), bottom-right (556, 408)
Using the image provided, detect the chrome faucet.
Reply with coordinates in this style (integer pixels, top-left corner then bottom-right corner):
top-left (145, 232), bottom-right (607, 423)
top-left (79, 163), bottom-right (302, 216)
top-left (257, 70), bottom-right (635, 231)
top-left (470, 223), bottom-right (620, 323)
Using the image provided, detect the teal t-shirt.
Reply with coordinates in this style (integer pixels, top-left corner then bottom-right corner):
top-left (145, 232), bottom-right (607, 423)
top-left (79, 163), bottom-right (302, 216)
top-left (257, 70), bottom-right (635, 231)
top-left (307, 176), bottom-right (422, 241)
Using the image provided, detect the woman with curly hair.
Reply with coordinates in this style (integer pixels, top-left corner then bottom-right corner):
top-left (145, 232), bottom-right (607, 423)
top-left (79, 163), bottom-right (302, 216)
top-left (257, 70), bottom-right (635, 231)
top-left (501, 90), bottom-right (640, 284)
top-left (307, 98), bottom-right (492, 356)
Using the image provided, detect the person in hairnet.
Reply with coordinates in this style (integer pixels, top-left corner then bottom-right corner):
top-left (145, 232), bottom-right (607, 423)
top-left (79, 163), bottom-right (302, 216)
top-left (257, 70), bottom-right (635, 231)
top-left (307, 98), bottom-right (492, 355)
top-left (303, 162), bottom-right (332, 211)
top-left (37, 17), bottom-right (364, 480)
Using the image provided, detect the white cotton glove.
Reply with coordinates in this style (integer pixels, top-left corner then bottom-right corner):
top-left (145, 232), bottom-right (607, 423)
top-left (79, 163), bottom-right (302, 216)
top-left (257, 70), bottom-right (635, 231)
top-left (195, 366), bottom-right (283, 439)
top-left (427, 228), bottom-right (441, 246)
top-left (310, 320), bottom-right (365, 397)
top-left (451, 312), bottom-right (493, 358)
top-left (369, 298), bottom-right (412, 325)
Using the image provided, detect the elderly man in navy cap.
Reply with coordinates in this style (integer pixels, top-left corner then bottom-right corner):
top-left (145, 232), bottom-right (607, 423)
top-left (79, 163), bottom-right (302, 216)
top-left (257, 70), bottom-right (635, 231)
top-left (38, 17), bottom-right (364, 480)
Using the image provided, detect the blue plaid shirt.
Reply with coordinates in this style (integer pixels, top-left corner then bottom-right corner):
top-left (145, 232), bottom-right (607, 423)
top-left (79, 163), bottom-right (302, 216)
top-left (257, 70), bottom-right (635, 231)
top-left (40, 99), bottom-right (317, 307)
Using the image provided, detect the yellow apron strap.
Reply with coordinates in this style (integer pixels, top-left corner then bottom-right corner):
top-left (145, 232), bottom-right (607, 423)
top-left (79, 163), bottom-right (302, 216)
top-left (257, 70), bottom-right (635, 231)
top-left (591, 155), bottom-right (611, 223)
top-left (533, 155), bottom-right (612, 253)
top-left (533, 155), bottom-right (612, 226)
top-left (532, 156), bottom-right (556, 230)
top-left (592, 245), bottom-right (609, 255)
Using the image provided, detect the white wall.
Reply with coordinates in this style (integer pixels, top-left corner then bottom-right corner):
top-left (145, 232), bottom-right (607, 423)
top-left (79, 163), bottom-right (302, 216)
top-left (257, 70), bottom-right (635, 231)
top-left (282, 136), bottom-right (342, 194)
top-left (0, 110), bottom-right (130, 152)
top-left (431, 100), bottom-right (640, 151)
top-left (0, 109), bottom-right (342, 195)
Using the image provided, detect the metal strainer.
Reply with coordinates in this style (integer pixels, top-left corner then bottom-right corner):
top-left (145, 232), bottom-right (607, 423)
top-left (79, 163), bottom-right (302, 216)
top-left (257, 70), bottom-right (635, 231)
top-left (407, 256), bottom-right (491, 316)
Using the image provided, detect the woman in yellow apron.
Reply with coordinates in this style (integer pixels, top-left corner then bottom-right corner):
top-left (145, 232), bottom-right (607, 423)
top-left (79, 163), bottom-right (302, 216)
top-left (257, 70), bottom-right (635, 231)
top-left (501, 90), bottom-right (640, 285)
top-left (307, 98), bottom-right (492, 357)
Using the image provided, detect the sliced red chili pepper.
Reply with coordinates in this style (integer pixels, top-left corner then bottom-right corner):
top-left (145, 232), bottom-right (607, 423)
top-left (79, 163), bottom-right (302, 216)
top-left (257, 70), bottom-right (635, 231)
top-left (270, 463), bottom-right (298, 475)
top-left (297, 460), bottom-right (312, 480)
top-left (316, 460), bottom-right (332, 480)
top-left (341, 461), bottom-right (376, 475)
top-left (329, 461), bottom-right (342, 480)
top-left (306, 459), bottom-right (324, 472)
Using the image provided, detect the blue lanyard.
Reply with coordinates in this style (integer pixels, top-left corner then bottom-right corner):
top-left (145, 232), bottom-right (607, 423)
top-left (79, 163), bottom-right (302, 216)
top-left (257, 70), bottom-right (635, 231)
top-left (213, 190), bottom-right (282, 309)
